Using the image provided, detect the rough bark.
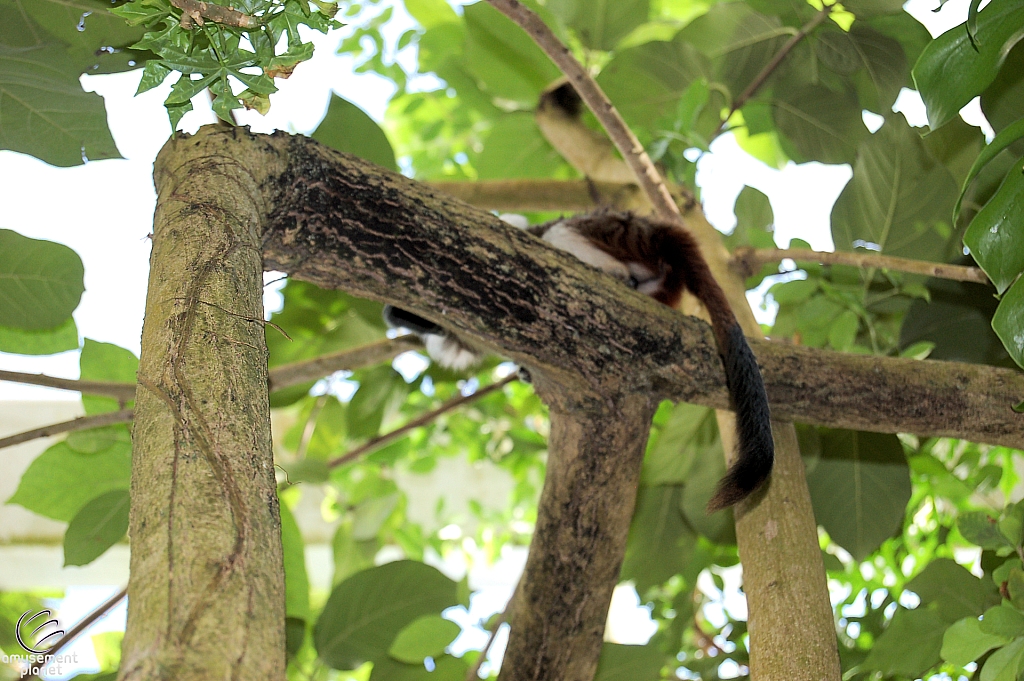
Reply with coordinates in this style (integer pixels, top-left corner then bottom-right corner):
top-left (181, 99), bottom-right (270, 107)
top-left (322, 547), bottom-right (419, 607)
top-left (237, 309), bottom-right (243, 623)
top-left (501, 385), bottom-right (656, 681)
top-left (120, 128), bottom-right (284, 680)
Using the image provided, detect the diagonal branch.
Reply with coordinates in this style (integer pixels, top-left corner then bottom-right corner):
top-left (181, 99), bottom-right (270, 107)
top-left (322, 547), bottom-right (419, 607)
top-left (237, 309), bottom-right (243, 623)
top-left (0, 370), bottom-right (137, 401)
top-left (327, 375), bottom-right (516, 469)
top-left (484, 0), bottom-right (680, 221)
top-left (712, 3), bottom-right (834, 138)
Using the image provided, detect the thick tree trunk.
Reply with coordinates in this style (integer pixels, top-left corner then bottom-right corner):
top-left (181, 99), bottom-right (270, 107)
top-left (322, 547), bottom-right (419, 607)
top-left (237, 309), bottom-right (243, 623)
top-left (498, 387), bottom-right (656, 681)
top-left (119, 129), bottom-right (285, 680)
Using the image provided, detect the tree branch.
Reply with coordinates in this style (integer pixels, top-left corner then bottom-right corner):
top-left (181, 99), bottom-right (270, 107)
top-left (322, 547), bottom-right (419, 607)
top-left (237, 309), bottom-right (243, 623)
top-left (0, 410), bottom-right (133, 451)
top-left (484, 0), bottom-right (680, 221)
top-left (327, 375), bottom-right (516, 469)
top-left (0, 370), bottom-right (137, 401)
top-left (712, 3), bottom-right (833, 138)
top-left (732, 247), bottom-right (990, 285)
top-left (429, 179), bottom-right (647, 213)
top-left (170, 0), bottom-right (257, 29)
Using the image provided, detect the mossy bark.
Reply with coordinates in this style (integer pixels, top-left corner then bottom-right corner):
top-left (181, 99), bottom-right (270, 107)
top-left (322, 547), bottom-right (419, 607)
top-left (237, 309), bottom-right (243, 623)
top-left (120, 129), bottom-right (285, 681)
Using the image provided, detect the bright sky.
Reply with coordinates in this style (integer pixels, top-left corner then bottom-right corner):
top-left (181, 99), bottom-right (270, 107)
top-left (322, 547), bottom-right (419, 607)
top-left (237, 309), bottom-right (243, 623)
top-left (0, 0), bottom-right (982, 403)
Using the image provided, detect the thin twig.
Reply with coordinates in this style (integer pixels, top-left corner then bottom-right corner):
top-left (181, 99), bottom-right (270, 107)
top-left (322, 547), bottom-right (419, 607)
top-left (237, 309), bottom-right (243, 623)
top-left (171, 0), bottom-right (256, 28)
top-left (0, 410), bottom-right (133, 451)
top-left (0, 370), bottom-right (136, 401)
top-left (465, 611), bottom-right (508, 681)
top-left (0, 337), bottom-right (420, 404)
top-left (484, 0), bottom-right (679, 221)
top-left (731, 246), bottom-right (991, 285)
top-left (327, 375), bottom-right (517, 469)
top-left (269, 336), bottom-right (422, 391)
top-left (23, 587), bottom-right (127, 681)
top-left (712, 4), bottom-right (833, 138)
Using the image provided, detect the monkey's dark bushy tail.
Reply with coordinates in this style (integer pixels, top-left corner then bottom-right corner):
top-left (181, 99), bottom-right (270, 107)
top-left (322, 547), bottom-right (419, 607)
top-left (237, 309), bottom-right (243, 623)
top-left (659, 227), bottom-right (775, 512)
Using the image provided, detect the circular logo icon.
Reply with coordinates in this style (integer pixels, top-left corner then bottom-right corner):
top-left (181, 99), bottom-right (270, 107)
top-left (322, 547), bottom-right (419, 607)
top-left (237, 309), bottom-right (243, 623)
top-left (16, 609), bottom-right (64, 655)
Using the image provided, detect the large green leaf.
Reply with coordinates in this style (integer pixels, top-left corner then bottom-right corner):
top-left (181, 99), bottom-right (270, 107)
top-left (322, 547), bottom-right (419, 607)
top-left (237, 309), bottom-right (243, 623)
top-left (832, 115), bottom-right (957, 261)
top-left (676, 2), bottom-right (787, 101)
top-left (803, 427), bottom-right (910, 560)
top-left (980, 637), bottom-right (1024, 681)
top-left (900, 276), bottom-right (1013, 368)
top-left (963, 155), bottom-right (1024, 294)
top-left (475, 113), bottom-right (565, 179)
top-left (369, 654), bottom-right (467, 681)
top-left (403, 0), bottom-right (459, 28)
top-left (953, 118), bottom-right (1024, 227)
top-left (641, 402), bottom-right (707, 486)
top-left (63, 489), bottom-right (129, 566)
top-left (346, 365), bottom-right (408, 440)
top-left (907, 558), bottom-right (1000, 622)
top-left (462, 1), bottom-right (561, 106)
top-left (981, 42), bottom-right (1024, 137)
top-left (834, 25), bottom-right (907, 114)
top-left (0, 317), bottom-right (78, 355)
top-left (546, 0), bottom-right (650, 50)
top-left (912, 0), bottom-right (1024, 130)
top-left (313, 94), bottom-right (398, 172)
top-left (594, 643), bottom-right (664, 681)
top-left (0, 230), bottom-right (84, 329)
top-left (620, 485), bottom-right (697, 593)
top-left (79, 339), bottom-right (138, 415)
top-left (862, 606), bottom-right (947, 677)
top-left (19, 0), bottom-right (145, 71)
top-left (993, 271), bottom-right (1024, 369)
top-left (772, 82), bottom-right (866, 165)
top-left (7, 440), bottom-right (132, 522)
top-left (942, 616), bottom-right (1010, 667)
top-left (388, 615), bottom-right (460, 663)
top-left (280, 502), bottom-right (311, 622)
top-left (313, 560), bottom-right (459, 670)
top-left (0, 45), bottom-right (121, 165)
top-left (596, 38), bottom-right (711, 130)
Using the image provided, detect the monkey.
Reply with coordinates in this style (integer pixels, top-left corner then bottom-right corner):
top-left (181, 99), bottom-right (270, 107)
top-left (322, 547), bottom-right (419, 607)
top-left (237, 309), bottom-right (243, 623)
top-left (383, 211), bottom-right (774, 512)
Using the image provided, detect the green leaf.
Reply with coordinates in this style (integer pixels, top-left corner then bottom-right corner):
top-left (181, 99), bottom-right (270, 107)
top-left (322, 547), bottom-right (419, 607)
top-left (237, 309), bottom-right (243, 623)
top-left (388, 615), bottom-right (461, 663)
top-left (955, 118), bottom-right (1024, 230)
top-left (620, 485), bottom-right (697, 593)
top-left (63, 489), bottom-right (129, 566)
top-left (476, 113), bottom-right (565, 179)
top-left (981, 637), bottom-right (1024, 681)
top-left (862, 606), bottom-right (947, 676)
top-left (676, 2), bottom-right (787, 101)
top-left (993, 271), bottom-right (1024, 369)
top-left (678, 430), bottom-right (735, 545)
top-left (546, 0), bottom-right (650, 51)
top-left (65, 424), bottom-right (131, 455)
top-left (818, 25), bottom-right (907, 114)
top-left (594, 642), bottom-right (664, 681)
top-left (963, 154), bottom-right (1024, 294)
top-left (0, 230), bottom-right (84, 329)
top-left (0, 45), bottom-right (121, 166)
top-left (981, 42), bottom-right (1024, 136)
top-left (369, 654), bottom-right (468, 680)
top-left (832, 115), bottom-right (958, 261)
top-left (313, 560), bottom-right (458, 670)
top-left (960, 512), bottom-right (1014, 551)
top-left (21, 0), bottom-right (145, 71)
top-left (772, 83), bottom-right (867, 165)
top-left (912, 0), bottom-right (1024, 129)
top-left (842, 0), bottom-right (906, 17)
top-left (907, 558), bottom-right (1001, 622)
top-left (347, 366), bottom-right (407, 440)
top-left (7, 440), bottom-right (131, 522)
top-left (313, 94), bottom-right (398, 172)
top-left (978, 606), bottom-right (1024, 639)
top-left (462, 1), bottom-right (561, 106)
top-left (280, 502), bottom-right (311, 622)
top-left (804, 428), bottom-right (911, 560)
top-left (596, 38), bottom-right (711, 130)
top-left (0, 317), bottom-right (78, 355)
top-left (828, 309), bottom-right (859, 351)
top-left (79, 339), bottom-right (138, 415)
top-left (642, 402), bottom-right (710, 485)
top-left (942, 616), bottom-right (1009, 667)
top-left (352, 493), bottom-right (401, 540)
top-left (403, 0), bottom-right (459, 28)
